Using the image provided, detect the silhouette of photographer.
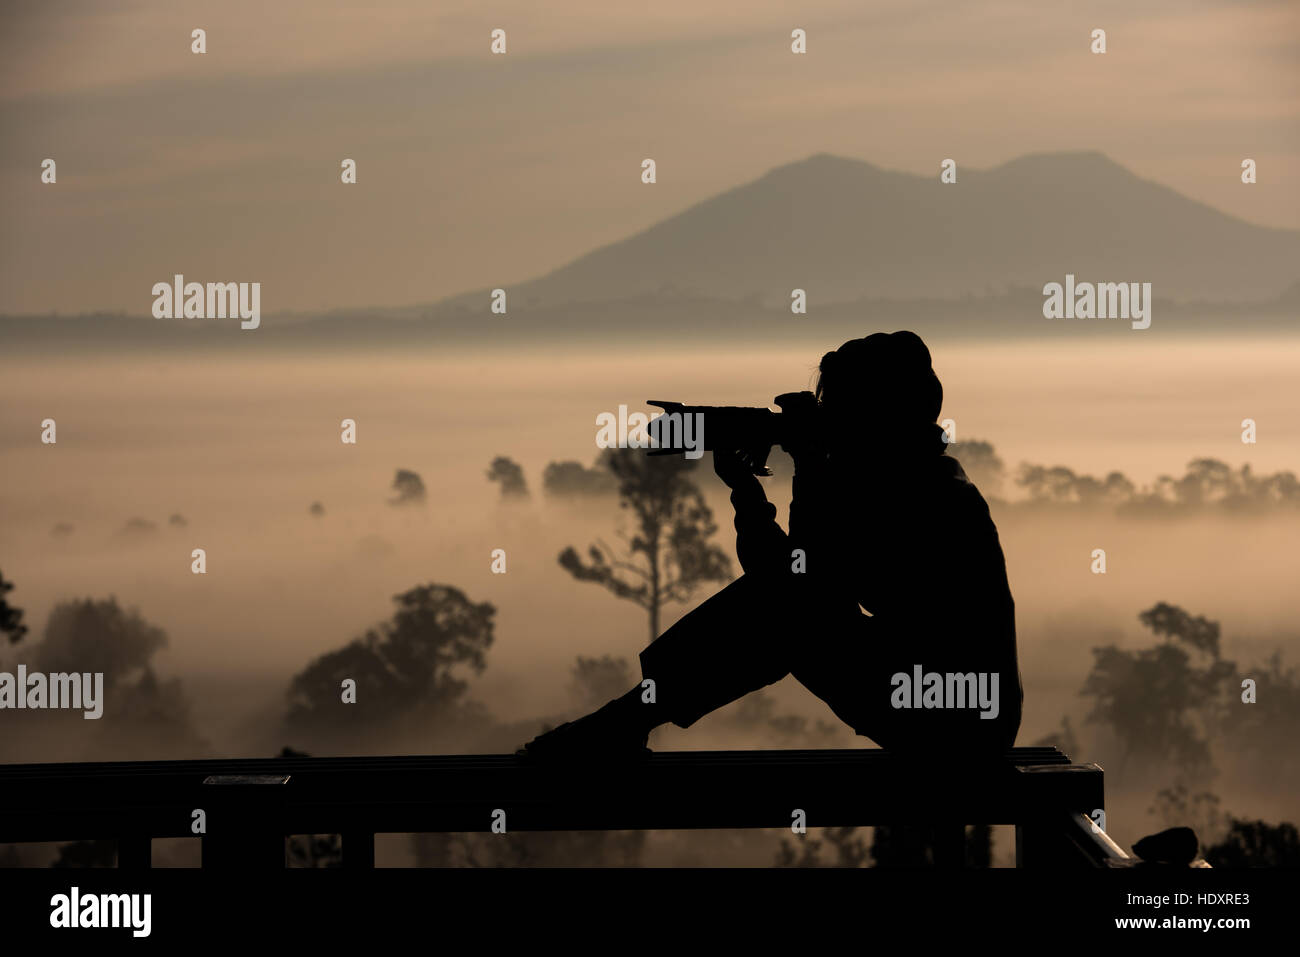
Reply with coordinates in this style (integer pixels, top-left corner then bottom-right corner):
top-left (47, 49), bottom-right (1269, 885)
top-left (523, 331), bottom-right (1023, 758)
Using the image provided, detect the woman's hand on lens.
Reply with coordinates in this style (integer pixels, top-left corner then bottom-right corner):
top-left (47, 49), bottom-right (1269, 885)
top-left (713, 449), bottom-right (760, 490)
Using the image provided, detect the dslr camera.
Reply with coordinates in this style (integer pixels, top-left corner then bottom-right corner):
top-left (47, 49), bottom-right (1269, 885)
top-left (645, 391), bottom-right (820, 476)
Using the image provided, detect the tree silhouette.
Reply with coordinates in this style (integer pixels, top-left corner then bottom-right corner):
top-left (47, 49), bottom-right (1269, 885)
top-left (1150, 457), bottom-right (1300, 510)
top-left (863, 825), bottom-right (991, 868)
top-left (1169, 458), bottom-right (1234, 507)
top-left (486, 456), bottom-right (529, 499)
top-left (776, 827), bottom-right (871, 868)
top-left (1001, 455), bottom-right (1300, 515)
top-left (1148, 784), bottom-right (1224, 843)
top-left (114, 517), bottom-right (157, 539)
top-left (557, 448), bottom-right (732, 643)
top-left (1080, 602), bottom-right (1235, 773)
top-left (0, 570), bottom-right (27, 645)
top-left (15, 597), bottom-right (208, 758)
top-left (36, 597), bottom-right (167, 685)
top-left (1221, 651), bottom-right (1300, 771)
top-left (1016, 463), bottom-right (1134, 506)
top-left (720, 690), bottom-right (845, 748)
top-left (1204, 819), bottom-right (1300, 867)
top-left (543, 458), bottom-right (618, 498)
top-left (946, 439), bottom-right (1004, 494)
top-left (1138, 602), bottom-right (1221, 656)
top-left (774, 834), bottom-right (826, 867)
top-left (388, 469), bottom-right (427, 506)
top-left (285, 583), bottom-right (495, 742)
top-left (412, 827), bottom-right (645, 868)
top-left (569, 654), bottom-right (632, 709)
top-left (286, 834), bottom-right (343, 868)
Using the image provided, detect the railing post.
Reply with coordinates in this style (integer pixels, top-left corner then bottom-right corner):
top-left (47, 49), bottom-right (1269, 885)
top-left (1015, 821), bottom-right (1053, 867)
top-left (201, 773), bottom-right (290, 869)
top-left (201, 825), bottom-right (285, 869)
top-left (1014, 763), bottom-right (1108, 867)
top-left (1017, 806), bottom-right (1085, 866)
top-left (116, 834), bottom-right (151, 870)
top-left (931, 824), bottom-right (965, 868)
top-left (344, 830), bottom-right (376, 869)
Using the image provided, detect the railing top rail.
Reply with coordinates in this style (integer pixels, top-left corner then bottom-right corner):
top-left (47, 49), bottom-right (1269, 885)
top-left (0, 745), bottom-right (1072, 779)
top-left (0, 747), bottom-right (1101, 844)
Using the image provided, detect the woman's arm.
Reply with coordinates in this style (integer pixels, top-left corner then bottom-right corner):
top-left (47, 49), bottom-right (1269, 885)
top-left (714, 450), bottom-right (790, 577)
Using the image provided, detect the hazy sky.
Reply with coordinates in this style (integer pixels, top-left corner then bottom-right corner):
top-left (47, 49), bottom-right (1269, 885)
top-left (1, 0), bottom-right (1296, 314)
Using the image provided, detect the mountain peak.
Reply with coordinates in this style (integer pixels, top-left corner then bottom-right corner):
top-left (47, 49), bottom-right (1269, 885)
top-left (990, 150), bottom-right (1132, 176)
top-left (772, 150), bottom-right (1135, 183)
top-left (767, 152), bottom-right (890, 177)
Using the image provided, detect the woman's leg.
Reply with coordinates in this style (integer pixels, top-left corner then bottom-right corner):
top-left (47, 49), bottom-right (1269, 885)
top-left (788, 616), bottom-right (1022, 755)
top-left (639, 571), bottom-right (857, 729)
top-left (526, 568), bottom-right (1020, 756)
top-left (522, 570), bottom-right (824, 756)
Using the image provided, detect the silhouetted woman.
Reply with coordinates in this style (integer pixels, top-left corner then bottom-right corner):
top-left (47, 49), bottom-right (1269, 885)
top-left (523, 331), bottom-right (1023, 757)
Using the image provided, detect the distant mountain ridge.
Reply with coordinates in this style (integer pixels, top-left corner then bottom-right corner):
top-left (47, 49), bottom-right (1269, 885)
top-left (2, 152), bottom-right (1297, 349)
top-left (473, 151), bottom-right (1298, 309)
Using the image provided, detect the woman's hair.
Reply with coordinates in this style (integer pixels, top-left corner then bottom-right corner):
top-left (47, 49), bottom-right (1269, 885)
top-left (815, 331), bottom-right (943, 425)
